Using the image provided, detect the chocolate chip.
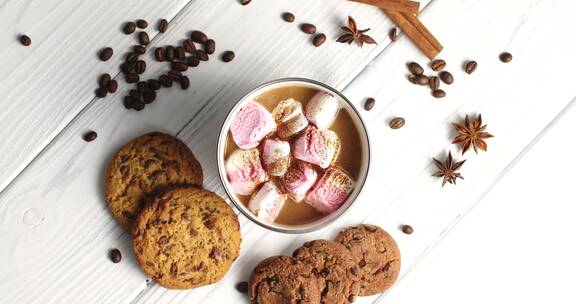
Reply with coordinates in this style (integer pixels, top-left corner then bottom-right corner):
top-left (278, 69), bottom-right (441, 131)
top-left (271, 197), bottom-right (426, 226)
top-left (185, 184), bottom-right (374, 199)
top-left (109, 248), bottom-right (122, 263)
top-left (348, 295), bottom-right (357, 303)
top-left (359, 260), bottom-right (366, 268)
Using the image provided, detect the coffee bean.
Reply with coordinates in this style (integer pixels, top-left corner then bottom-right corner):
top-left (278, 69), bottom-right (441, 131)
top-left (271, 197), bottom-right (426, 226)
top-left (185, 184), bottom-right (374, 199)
top-left (222, 51), bottom-right (235, 62)
top-left (142, 90), bottom-right (156, 104)
top-left (429, 76), bottom-right (440, 90)
top-left (159, 75), bottom-right (173, 87)
top-left (125, 73), bottom-right (139, 83)
top-left (158, 19), bottom-right (168, 33)
top-left (465, 60), bottom-right (477, 74)
top-left (107, 80), bottom-right (118, 93)
top-left (186, 56), bottom-right (200, 67)
top-left (95, 87), bottom-right (107, 98)
top-left (389, 28), bottom-right (398, 42)
top-left (235, 282), bottom-right (249, 293)
top-left (168, 70), bottom-right (182, 81)
top-left (147, 79), bottom-right (161, 90)
top-left (134, 60), bottom-right (146, 74)
top-left (138, 32), bottom-right (150, 45)
top-left (401, 225), bottom-right (414, 235)
top-left (120, 62), bottom-right (133, 74)
top-left (282, 12), bottom-right (295, 23)
top-left (300, 23), bottom-right (316, 34)
top-left (136, 19), bottom-right (148, 29)
top-left (132, 99), bottom-right (145, 111)
top-left (364, 98), bottom-right (375, 111)
top-left (191, 31), bottom-right (208, 44)
top-left (19, 35), bottom-right (31, 46)
top-left (439, 71), bottom-right (453, 85)
top-left (123, 96), bottom-right (135, 109)
top-left (126, 52), bottom-right (139, 63)
top-left (348, 295), bottom-right (357, 303)
top-left (432, 89), bottom-right (446, 98)
top-left (137, 81), bottom-right (148, 92)
top-left (133, 45), bottom-right (146, 54)
top-left (180, 76), bottom-right (190, 89)
top-left (389, 117), bottom-right (405, 129)
top-left (99, 74), bottom-right (111, 88)
top-left (415, 75), bottom-right (429, 86)
top-left (407, 74), bottom-right (417, 84)
top-left (407, 62), bottom-right (423, 75)
top-left (172, 61), bottom-right (188, 72)
top-left (83, 131), bottom-right (98, 142)
top-left (165, 46), bottom-right (175, 61)
top-left (205, 39), bottom-right (216, 54)
top-left (129, 89), bottom-right (141, 99)
top-left (500, 52), bottom-right (513, 63)
top-left (123, 22), bottom-right (136, 34)
top-left (430, 59), bottom-right (446, 71)
top-left (312, 34), bottom-right (326, 47)
top-left (196, 50), bottom-right (209, 61)
top-left (183, 39), bottom-right (196, 53)
top-left (154, 47), bottom-right (165, 61)
top-left (99, 47), bottom-right (113, 61)
top-left (240, 0), bottom-right (251, 5)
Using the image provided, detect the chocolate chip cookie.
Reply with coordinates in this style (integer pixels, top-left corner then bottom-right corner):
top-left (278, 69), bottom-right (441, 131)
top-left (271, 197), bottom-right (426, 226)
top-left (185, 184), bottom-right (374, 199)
top-left (132, 187), bottom-right (241, 289)
top-left (293, 240), bottom-right (360, 304)
top-left (248, 256), bottom-right (321, 304)
top-left (105, 132), bottom-right (203, 228)
top-left (335, 224), bottom-right (401, 296)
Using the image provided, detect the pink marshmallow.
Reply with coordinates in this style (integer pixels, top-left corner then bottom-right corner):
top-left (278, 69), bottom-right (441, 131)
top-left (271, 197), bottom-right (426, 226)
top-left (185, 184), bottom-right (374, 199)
top-left (292, 126), bottom-right (340, 169)
top-left (230, 101), bottom-right (276, 149)
top-left (248, 181), bottom-right (287, 224)
top-left (278, 161), bottom-right (318, 202)
top-left (305, 166), bottom-right (354, 213)
top-left (226, 148), bottom-right (269, 196)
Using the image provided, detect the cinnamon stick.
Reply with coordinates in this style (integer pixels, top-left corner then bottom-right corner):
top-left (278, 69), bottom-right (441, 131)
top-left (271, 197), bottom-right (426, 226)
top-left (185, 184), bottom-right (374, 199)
top-left (349, 0), bottom-right (420, 16)
top-left (383, 10), bottom-right (443, 59)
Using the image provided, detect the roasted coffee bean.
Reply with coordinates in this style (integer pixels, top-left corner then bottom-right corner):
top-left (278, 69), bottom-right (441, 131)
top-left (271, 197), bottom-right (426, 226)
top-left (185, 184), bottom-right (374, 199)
top-left (407, 62), bottom-right (423, 75)
top-left (126, 52), bottom-right (139, 62)
top-left (133, 45), bottom-right (146, 54)
top-left (429, 76), bottom-right (440, 90)
top-left (186, 56), bottom-right (200, 67)
top-left (300, 23), bottom-right (316, 34)
top-left (165, 46), bottom-right (175, 61)
top-left (240, 0), bottom-right (251, 5)
top-left (159, 75), bottom-right (173, 87)
top-left (83, 131), bottom-right (98, 142)
top-left (389, 28), bottom-right (398, 42)
top-left (138, 32), bottom-right (150, 45)
top-left (439, 71), bottom-right (454, 85)
top-left (99, 74), bottom-right (111, 88)
top-left (196, 50), bottom-right (209, 61)
top-left (407, 74), bottom-right (417, 84)
top-left (401, 225), bottom-right (414, 234)
top-left (183, 39), bottom-right (196, 53)
top-left (123, 96), bottom-right (135, 109)
top-left (174, 47), bottom-right (184, 60)
top-left (107, 80), bottom-right (118, 93)
top-left (99, 47), bottom-right (113, 61)
top-left (222, 51), bottom-right (235, 62)
top-left (180, 76), bottom-right (190, 89)
top-left (158, 19), bottom-right (168, 33)
top-left (129, 89), bottom-right (141, 99)
top-left (142, 90), bottom-right (156, 104)
top-left (168, 70), bottom-right (182, 81)
top-left (432, 89), bottom-right (446, 98)
top-left (134, 60), bottom-right (146, 74)
top-left (191, 31), bottom-right (208, 44)
top-left (147, 79), bottom-right (161, 90)
top-left (19, 34), bottom-right (31, 46)
top-left (500, 52), bottom-right (513, 63)
top-left (282, 12), bottom-right (295, 23)
top-left (172, 61), bottom-right (188, 72)
top-left (389, 117), bottom-right (405, 129)
top-left (132, 99), bottom-right (145, 111)
top-left (154, 47), bottom-right (165, 62)
top-left (205, 39), bottom-right (216, 54)
top-left (235, 282), bottom-right (249, 293)
top-left (430, 59), bottom-right (446, 71)
top-left (312, 34), bottom-right (326, 47)
top-left (123, 22), bottom-right (136, 34)
top-left (415, 74), bottom-right (429, 86)
top-left (465, 60), bottom-right (477, 74)
top-left (95, 87), bottom-right (107, 98)
top-left (364, 98), bottom-right (375, 111)
top-left (137, 81), bottom-right (148, 92)
top-left (125, 73), bottom-right (139, 83)
top-left (136, 19), bottom-right (148, 29)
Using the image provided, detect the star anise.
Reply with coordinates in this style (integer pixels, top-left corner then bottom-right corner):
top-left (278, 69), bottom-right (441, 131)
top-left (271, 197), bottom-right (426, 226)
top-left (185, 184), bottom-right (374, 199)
top-left (452, 114), bottom-right (494, 154)
top-left (432, 151), bottom-right (466, 187)
top-left (337, 16), bottom-right (377, 47)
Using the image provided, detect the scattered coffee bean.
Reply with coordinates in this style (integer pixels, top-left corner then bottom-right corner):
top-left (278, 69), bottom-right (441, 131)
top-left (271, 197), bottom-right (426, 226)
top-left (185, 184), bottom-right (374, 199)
top-left (99, 74), bottom-right (111, 88)
top-left (132, 99), bottom-right (145, 111)
top-left (465, 60), bottom-right (477, 74)
top-left (348, 295), bottom-right (357, 303)
top-left (83, 131), bottom-right (98, 142)
top-left (235, 281), bottom-right (249, 293)
top-left (129, 89), bottom-right (141, 99)
top-left (175, 47), bottom-right (185, 60)
top-left (154, 47), bottom-right (165, 61)
top-left (430, 59), bottom-right (446, 71)
top-left (19, 34), bottom-right (31, 46)
top-left (500, 52), bottom-right (513, 63)
top-left (125, 73), bottom-right (139, 83)
top-left (158, 19), bottom-right (168, 33)
top-left (407, 74), bottom-right (417, 84)
top-left (439, 71), bottom-right (453, 85)
top-left (126, 52), bottom-right (139, 62)
top-left (142, 90), bottom-right (156, 104)
top-left (364, 98), bottom-right (375, 111)
top-left (312, 34), bottom-right (326, 47)
top-left (180, 76), bottom-right (190, 89)
top-left (186, 56), bottom-right (200, 67)
top-left (415, 74), bottom-right (429, 86)
top-left (205, 39), bottom-right (216, 54)
top-left (133, 45), bottom-right (146, 54)
top-left (159, 75), bottom-right (173, 87)
top-left (282, 12), bottom-right (295, 23)
top-left (196, 50), bottom-right (209, 61)
top-left (147, 79), bottom-right (161, 90)
top-left (95, 87), bottom-right (107, 98)
top-left (134, 60), bottom-right (146, 74)
top-left (401, 225), bottom-right (414, 235)
top-left (138, 32), bottom-right (150, 45)
top-left (183, 39), bottom-right (196, 53)
top-left (123, 22), bottom-right (136, 34)
top-left (191, 31), bottom-right (208, 44)
top-left (137, 81), bottom-right (148, 92)
top-left (168, 70), bottom-right (182, 81)
top-left (165, 46), bottom-right (175, 61)
top-left (240, 0), bottom-right (251, 5)
top-left (429, 76), bottom-right (440, 90)
top-left (136, 20), bottom-right (148, 29)
top-left (172, 61), bottom-right (188, 72)
top-left (120, 62), bottom-right (133, 74)
top-left (107, 80), bottom-right (118, 93)
top-left (300, 23), bottom-right (316, 34)
top-left (123, 96), bottom-right (135, 109)
top-left (432, 89), bottom-right (446, 98)
top-left (389, 117), bottom-right (405, 129)
top-left (222, 51), bottom-right (235, 62)
top-left (389, 28), bottom-right (398, 42)
top-left (99, 47), bottom-right (113, 61)
top-left (407, 62), bottom-right (423, 75)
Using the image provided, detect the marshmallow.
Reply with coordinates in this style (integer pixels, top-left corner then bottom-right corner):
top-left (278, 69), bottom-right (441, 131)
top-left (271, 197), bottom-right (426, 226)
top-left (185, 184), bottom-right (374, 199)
top-left (249, 181), bottom-right (287, 223)
top-left (305, 166), bottom-right (355, 213)
top-left (292, 126), bottom-right (340, 169)
top-left (230, 101), bottom-right (276, 149)
top-left (305, 91), bottom-right (339, 129)
top-left (278, 161), bottom-right (318, 202)
top-left (271, 98), bottom-right (309, 139)
top-left (226, 148), bottom-right (269, 196)
top-left (261, 138), bottom-right (291, 177)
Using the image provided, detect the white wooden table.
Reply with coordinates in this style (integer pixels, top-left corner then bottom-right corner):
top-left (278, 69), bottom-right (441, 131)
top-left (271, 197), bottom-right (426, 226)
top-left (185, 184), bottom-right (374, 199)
top-left (1, 0), bottom-right (575, 303)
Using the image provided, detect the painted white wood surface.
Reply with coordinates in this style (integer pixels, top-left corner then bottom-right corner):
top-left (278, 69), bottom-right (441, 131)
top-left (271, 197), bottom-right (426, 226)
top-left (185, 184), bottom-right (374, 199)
top-left (0, 0), bottom-right (575, 303)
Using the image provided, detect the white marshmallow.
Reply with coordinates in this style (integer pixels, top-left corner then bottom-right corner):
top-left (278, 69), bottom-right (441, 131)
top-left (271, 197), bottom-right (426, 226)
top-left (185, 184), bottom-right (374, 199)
top-left (305, 92), bottom-right (339, 129)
